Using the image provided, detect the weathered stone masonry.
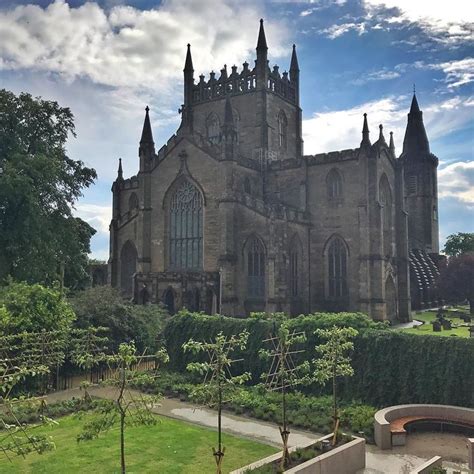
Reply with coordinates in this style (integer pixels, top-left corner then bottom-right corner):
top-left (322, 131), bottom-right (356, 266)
top-left (108, 20), bottom-right (440, 321)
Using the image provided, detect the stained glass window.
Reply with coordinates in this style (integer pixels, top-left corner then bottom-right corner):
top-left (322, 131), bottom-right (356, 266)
top-left (169, 180), bottom-right (203, 270)
top-left (247, 237), bottom-right (265, 298)
top-left (328, 238), bottom-right (347, 298)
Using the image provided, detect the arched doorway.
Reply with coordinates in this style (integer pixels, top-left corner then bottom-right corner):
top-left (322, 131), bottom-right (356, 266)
top-left (385, 277), bottom-right (398, 322)
top-left (120, 241), bottom-right (137, 297)
top-left (163, 287), bottom-right (175, 315)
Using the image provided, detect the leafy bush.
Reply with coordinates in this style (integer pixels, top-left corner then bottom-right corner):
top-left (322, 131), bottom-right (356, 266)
top-left (164, 312), bottom-right (474, 407)
top-left (0, 280), bottom-right (75, 334)
top-left (69, 286), bottom-right (169, 352)
top-left (139, 369), bottom-right (375, 439)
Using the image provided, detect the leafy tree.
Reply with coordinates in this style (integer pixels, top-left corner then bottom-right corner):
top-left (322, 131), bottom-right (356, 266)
top-left (259, 322), bottom-right (310, 469)
top-left (313, 326), bottom-right (358, 445)
top-left (76, 341), bottom-right (168, 474)
top-left (0, 281), bottom-right (75, 334)
top-left (443, 232), bottom-right (474, 257)
top-left (0, 89), bottom-right (96, 288)
top-left (183, 331), bottom-right (251, 474)
top-left (437, 254), bottom-right (474, 314)
top-left (69, 286), bottom-right (169, 352)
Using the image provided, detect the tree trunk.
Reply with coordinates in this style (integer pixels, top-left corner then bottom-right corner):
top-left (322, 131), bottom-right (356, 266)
top-left (120, 410), bottom-right (125, 474)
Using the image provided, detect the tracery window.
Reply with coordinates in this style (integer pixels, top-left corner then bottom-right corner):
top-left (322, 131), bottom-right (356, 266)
top-left (278, 110), bottom-right (287, 150)
top-left (206, 113), bottom-right (220, 145)
top-left (380, 176), bottom-right (393, 257)
top-left (129, 192), bottom-right (139, 212)
top-left (290, 248), bottom-right (299, 297)
top-left (327, 237), bottom-right (348, 298)
top-left (169, 180), bottom-right (203, 270)
top-left (327, 169), bottom-right (343, 200)
top-left (247, 236), bottom-right (265, 298)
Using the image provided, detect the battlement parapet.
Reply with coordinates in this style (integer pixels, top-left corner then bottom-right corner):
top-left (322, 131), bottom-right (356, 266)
top-left (305, 148), bottom-right (359, 165)
top-left (191, 62), bottom-right (297, 105)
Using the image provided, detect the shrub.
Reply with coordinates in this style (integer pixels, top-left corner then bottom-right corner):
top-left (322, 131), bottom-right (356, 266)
top-left (69, 286), bottom-right (169, 352)
top-left (0, 280), bottom-right (75, 334)
top-left (164, 312), bottom-right (474, 407)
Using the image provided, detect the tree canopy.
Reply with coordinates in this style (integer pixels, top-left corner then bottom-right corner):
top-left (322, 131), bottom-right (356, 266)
top-left (0, 280), bottom-right (75, 334)
top-left (443, 232), bottom-right (474, 257)
top-left (437, 254), bottom-right (474, 314)
top-left (0, 89), bottom-right (97, 287)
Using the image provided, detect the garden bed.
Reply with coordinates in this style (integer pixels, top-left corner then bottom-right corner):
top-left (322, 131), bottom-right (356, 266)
top-left (232, 434), bottom-right (366, 474)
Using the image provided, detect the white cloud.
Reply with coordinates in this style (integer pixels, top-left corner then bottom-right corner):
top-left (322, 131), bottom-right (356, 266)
top-left (364, 0), bottom-right (474, 26)
top-left (302, 95), bottom-right (474, 156)
top-left (364, 0), bottom-right (474, 43)
top-left (434, 58), bottom-right (474, 88)
top-left (438, 161), bottom-right (474, 205)
top-left (351, 68), bottom-right (400, 85)
top-left (303, 96), bottom-right (407, 154)
top-left (74, 203), bottom-right (112, 234)
top-left (0, 0), bottom-right (289, 89)
top-left (320, 22), bottom-right (367, 39)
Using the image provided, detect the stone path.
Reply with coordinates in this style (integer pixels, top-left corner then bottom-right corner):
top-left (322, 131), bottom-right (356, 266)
top-left (46, 387), bottom-right (470, 473)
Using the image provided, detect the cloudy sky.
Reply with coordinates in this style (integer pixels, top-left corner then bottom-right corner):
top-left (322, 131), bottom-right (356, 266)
top-left (1, 0), bottom-right (473, 259)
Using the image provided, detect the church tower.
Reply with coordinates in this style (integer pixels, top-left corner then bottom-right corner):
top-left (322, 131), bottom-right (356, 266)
top-left (400, 93), bottom-right (439, 254)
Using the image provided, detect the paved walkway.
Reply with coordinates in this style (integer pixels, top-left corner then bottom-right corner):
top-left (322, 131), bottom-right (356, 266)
top-left (46, 387), bottom-right (470, 473)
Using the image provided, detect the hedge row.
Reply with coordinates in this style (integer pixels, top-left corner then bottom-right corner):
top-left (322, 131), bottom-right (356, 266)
top-left (163, 313), bottom-right (474, 408)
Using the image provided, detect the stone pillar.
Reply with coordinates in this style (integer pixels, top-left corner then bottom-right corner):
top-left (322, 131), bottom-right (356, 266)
top-left (468, 438), bottom-right (474, 470)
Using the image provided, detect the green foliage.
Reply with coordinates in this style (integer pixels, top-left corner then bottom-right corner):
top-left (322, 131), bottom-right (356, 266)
top-left (139, 370), bottom-right (376, 439)
top-left (69, 286), bottom-right (169, 352)
top-left (0, 89), bottom-right (97, 288)
top-left (313, 326), bottom-right (358, 384)
top-left (0, 281), bottom-right (75, 334)
top-left (437, 254), bottom-right (474, 313)
top-left (164, 313), bottom-right (474, 407)
top-left (443, 232), bottom-right (474, 257)
top-left (183, 330), bottom-right (251, 406)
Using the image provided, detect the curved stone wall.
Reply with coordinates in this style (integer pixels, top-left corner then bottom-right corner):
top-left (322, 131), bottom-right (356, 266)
top-left (374, 404), bottom-right (474, 449)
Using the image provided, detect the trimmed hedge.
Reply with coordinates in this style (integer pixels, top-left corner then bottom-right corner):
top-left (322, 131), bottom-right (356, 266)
top-left (163, 313), bottom-right (474, 408)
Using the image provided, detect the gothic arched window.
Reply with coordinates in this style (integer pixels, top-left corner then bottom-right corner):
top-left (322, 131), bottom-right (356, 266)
top-left (129, 192), bottom-right (139, 212)
top-left (169, 180), bottom-right (203, 270)
top-left (289, 235), bottom-right (302, 297)
top-left (379, 176), bottom-right (393, 257)
top-left (327, 237), bottom-right (348, 298)
top-left (206, 113), bottom-right (220, 145)
top-left (247, 236), bottom-right (265, 298)
top-left (327, 169), bottom-right (343, 200)
top-left (278, 110), bottom-right (287, 150)
top-left (120, 240), bottom-right (138, 297)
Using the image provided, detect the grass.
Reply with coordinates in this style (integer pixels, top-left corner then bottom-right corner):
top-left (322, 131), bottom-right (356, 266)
top-left (0, 413), bottom-right (278, 474)
top-left (399, 307), bottom-right (471, 338)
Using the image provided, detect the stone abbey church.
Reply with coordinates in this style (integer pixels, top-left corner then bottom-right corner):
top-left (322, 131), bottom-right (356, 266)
top-left (108, 20), bottom-right (441, 322)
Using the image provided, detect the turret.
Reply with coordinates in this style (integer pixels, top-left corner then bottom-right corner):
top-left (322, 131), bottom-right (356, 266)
top-left (360, 113), bottom-right (371, 148)
top-left (289, 44), bottom-right (300, 104)
top-left (139, 106), bottom-right (155, 170)
top-left (112, 158), bottom-right (123, 219)
top-left (389, 132), bottom-right (396, 158)
top-left (400, 93), bottom-right (439, 253)
top-left (256, 19), bottom-right (268, 90)
top-left (182, 44), bottom-right (194, 130)
top-left (402, 93), bottom-right (430, 156)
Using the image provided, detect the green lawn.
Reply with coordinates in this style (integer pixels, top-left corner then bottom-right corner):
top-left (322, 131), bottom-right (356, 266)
top-left (1, 413), bottom-right (277, 474)
top-left (400, 307), bottom-right (471, 338)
